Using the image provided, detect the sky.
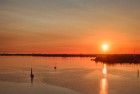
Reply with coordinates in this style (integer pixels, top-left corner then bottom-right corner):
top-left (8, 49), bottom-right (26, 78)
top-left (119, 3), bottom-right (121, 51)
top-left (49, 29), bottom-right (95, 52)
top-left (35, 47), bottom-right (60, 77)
top-left (0, 0), bottom-right (140, 54)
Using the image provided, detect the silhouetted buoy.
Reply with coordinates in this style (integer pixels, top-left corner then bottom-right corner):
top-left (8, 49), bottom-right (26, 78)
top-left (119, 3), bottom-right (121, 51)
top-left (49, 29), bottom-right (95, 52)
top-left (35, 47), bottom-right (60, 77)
top-left (30, 68), bottom-right (34, 84)
top-left (54, 66), bottom-right (57, 70)
top-left (137, 69), bottom-right (139, 78)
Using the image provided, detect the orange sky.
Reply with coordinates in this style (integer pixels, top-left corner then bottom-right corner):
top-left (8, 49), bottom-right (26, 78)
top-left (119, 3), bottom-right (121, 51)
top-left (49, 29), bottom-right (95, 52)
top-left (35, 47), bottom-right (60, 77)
top-left (0, 0), bottom-right (140, 54)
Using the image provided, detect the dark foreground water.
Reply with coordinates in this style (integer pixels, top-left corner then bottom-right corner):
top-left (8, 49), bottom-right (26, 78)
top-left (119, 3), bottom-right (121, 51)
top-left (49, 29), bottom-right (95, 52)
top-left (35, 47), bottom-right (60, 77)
top-left (0, 56), bottom-right (140, 94)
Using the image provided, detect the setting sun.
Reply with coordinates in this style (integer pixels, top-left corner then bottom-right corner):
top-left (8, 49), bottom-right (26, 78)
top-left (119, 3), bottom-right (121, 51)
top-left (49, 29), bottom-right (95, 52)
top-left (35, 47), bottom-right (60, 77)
top-left (102, 43), bottom-right (109, 52)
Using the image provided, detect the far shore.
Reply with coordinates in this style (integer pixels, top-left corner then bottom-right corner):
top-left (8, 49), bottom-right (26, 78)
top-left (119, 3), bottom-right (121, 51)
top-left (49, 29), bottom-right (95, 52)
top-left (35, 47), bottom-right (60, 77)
top-left (0, 53), bottom-right (139, 57)
top-left (0, 53), bottom-right (140, 63)
top-left (0, 53), bottom-right (96, 57)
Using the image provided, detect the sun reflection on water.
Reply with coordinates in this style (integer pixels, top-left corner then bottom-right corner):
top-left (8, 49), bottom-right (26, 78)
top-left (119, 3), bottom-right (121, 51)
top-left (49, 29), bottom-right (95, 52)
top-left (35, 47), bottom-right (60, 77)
top-left (102, 64), bottom-right (107, 76)
top-left (100, 64), bottom-right (108, 94)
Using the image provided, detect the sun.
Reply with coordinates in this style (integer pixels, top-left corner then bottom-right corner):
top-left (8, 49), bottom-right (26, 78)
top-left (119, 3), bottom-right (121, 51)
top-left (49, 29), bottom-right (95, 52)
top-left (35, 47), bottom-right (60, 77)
top-left (102, 43), bottom-right (109, 52)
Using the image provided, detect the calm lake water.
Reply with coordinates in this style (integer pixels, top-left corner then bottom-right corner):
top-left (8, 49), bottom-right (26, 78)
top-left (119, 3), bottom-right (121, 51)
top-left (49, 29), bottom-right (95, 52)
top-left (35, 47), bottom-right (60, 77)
top-left (0, 56), bottom-right (140, 94)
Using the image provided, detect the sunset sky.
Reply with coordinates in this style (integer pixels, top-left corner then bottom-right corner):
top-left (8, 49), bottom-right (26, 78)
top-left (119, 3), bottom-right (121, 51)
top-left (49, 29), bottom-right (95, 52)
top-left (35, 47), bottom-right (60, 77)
top-left (0, 0), bottom-right (140, 54)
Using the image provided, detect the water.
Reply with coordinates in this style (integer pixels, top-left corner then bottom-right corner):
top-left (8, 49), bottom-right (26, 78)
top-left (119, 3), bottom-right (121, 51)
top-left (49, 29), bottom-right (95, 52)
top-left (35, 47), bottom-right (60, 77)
top-left (0, 56), bottom-right (140, 94)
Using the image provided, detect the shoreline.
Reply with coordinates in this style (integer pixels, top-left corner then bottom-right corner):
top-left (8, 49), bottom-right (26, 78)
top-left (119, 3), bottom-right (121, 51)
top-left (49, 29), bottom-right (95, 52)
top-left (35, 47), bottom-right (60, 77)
top-left (94, 54), bottom-right (140, 63)
top-left (0, 53), bottom-right (140, 57)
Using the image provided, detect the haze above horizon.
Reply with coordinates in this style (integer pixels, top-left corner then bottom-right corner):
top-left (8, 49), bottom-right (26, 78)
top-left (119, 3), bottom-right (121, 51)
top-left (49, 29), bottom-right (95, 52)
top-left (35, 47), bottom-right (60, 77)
top-left (0, 0), bottom-right (140, 54)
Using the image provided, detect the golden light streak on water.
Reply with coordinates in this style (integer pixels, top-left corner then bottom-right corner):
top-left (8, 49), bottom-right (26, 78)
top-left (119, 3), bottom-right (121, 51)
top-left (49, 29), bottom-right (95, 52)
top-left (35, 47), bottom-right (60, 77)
top-left (100, 64), bottom-right (108, 94)
top-left (102, 64), bottom-right (107, 76)
top-left (100, 78), bottom-right (108, 94)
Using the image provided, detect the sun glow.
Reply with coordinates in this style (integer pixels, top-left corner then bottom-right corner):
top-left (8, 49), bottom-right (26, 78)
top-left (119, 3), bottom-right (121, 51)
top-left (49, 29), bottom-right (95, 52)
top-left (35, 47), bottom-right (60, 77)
top-left (102, 43), bottom-right (109, 52)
